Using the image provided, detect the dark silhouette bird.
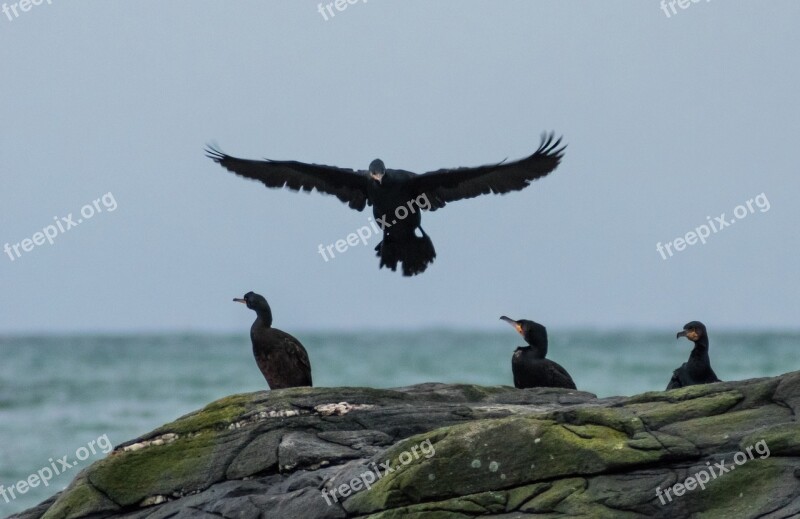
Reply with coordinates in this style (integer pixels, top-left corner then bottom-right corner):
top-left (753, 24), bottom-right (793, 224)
top-left (500, 316), bottom-right (576, 389)
top-left (234, 292), bottom-right (312, 389)
top-left (666, 321), bottom-right (720, 390)
top-left (207, 134), bottom-right (565, 276)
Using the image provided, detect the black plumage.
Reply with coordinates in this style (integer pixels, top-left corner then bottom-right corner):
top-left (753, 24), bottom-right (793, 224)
top-left (234, 292), bottom-right (312, 389)
top-left (666, 321), bottom-right (720, 390)
top-left (500, 316), bottom-right (576, 389)
top-left (207, 134), bottom-right (565, 276)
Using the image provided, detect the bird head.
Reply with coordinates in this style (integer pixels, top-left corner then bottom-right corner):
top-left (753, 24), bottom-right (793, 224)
top-left (500, 316), bottom-right (548, 348)
top-left (369, 159), bottom-right (386, 184)
top-left (233, 291), bottom-right (272, 324)
top-left (676, 321), bottom-right (707, 342)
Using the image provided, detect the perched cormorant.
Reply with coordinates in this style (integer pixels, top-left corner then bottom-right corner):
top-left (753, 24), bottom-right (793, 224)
top-left (666, 321), bottom-right (720, 390)
top-left (234, 292), bottom-right (312, 389)
top-left (500, 316), bottom-right (576, 389)
top-left (207, 134), bottom-right (565, 276)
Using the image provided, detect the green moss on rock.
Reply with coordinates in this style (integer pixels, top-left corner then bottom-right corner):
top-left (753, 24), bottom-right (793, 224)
top-left (88, 431), bottom-right (218, 507)
top-left (363, 488), bottom-right (507, 518)
top-left (627, 390), bottom-right (743, 429)
top-left (686, 459), bottom-right (790, 518)
top-left (155, 394), bottom-right (250, 436)
top-left (626, 382), bottom-right (725, 404)
top-left (661, 406), bottom-right (791, 450)
top-left (741, 423), bottom-right (800, 456)
top-left (554, 406), bottom-right (646, 437)
top-left (345, 414), bottom-right (674, 515)
top-left (41, 478), bottom-right (118, 519)
top-left (504, 482), bottom-right (552, 510)
top-left (518, 477), bottom-right (586, 512)
top-left (455, 384), bottom-right (516, 403)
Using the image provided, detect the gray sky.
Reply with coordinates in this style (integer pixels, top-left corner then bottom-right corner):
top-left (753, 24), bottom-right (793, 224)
top-left (1, 1), bottom-right (798, 333)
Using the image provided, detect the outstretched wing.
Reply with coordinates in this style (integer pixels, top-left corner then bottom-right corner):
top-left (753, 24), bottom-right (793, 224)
top-left (411, 133), bottom-right (565, 210)
top-left (206, 145), bottom-right (370, 211)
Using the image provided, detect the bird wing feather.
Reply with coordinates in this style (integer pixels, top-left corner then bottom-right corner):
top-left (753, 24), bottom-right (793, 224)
top-left (277, 332), bottom-right (313, 387)
top-left (206, 145), bottom-right (370, 211)
top-left (666, 366), bottom-right (685, 390)
top-left (410, 133), bottom-right (565, 210)
top-left (549, 361), bottom-right (577, 389)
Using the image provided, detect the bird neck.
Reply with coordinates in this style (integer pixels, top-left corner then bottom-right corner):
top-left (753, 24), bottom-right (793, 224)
top-left (522, 343), bottom-right (548, 359)
top-left (254, 308), bottom-right (273, 328)
top-left (689, 338), bottom-right (710, 364)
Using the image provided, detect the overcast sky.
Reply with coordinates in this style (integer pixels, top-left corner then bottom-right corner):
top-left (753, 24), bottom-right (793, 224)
top-left (1, 2), bottom-right (798, 333)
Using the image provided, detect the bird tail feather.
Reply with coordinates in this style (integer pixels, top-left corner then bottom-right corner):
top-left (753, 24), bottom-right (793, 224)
top-left (375, 228), bottom-right (436, 276)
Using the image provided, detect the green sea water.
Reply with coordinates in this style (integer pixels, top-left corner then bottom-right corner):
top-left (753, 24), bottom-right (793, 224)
top-left (0, 330), bottom-right (797, 516)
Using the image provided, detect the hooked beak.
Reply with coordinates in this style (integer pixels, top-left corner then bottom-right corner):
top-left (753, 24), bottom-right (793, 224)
top-left (676, 330), bottom-right (688, 339)
top-left (233, 298), bottom-right (247, 304)
top-left (370, 172), bottom-right (384, 184)
top-left (500, 316), bottom-right (523, 335)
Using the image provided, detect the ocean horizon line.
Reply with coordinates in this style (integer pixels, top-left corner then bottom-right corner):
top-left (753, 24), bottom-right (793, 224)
top-left (2, 325), bottom-right (799, 339)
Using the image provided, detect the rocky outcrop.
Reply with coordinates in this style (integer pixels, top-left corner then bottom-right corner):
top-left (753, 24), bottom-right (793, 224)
top-left (10, 372), bottom-right (800, 519)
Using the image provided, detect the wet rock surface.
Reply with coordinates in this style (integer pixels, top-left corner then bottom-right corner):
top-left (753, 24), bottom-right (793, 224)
top-left (10, 373), bottom-right (800, 519)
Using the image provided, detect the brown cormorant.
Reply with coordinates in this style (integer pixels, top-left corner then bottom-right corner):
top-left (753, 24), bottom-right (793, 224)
top-left (666, 321), bottom-right (720, 390)
top-left (500, 316), bottom-right (576, 389)
top-left (207, 134), bottom-right (565, 276)
top-left (234, 292), bottom-right (312, 389)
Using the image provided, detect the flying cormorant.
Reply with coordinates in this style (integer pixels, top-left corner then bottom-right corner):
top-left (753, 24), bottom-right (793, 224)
top-left (666, 321), bottom-right (720, 390)
top-left (234, 292), bottom-right (312, 389)
top-left (207, 134), bottom-right (565, 276)
top-left (500, 316), bottom-right (576, 389)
